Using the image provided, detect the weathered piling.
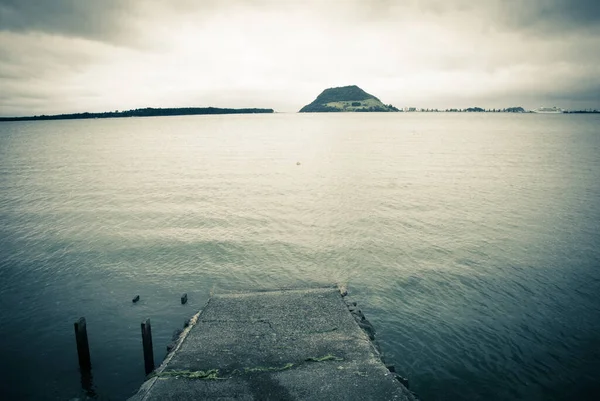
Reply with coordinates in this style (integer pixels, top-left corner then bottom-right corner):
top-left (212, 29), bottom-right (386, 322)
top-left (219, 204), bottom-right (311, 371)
top-left (141, 319), bottom-right (155, 375)
top-left (74, 317), bottom-right (91, 371)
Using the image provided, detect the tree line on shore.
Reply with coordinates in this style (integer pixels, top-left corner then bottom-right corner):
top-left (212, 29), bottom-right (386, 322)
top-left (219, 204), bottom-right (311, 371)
top-left (404, 107), bottom-right (525, 112)
top-left (404, 107), bottom-right (599, 113)
top-left (0, 107), bottom-right (274, 122)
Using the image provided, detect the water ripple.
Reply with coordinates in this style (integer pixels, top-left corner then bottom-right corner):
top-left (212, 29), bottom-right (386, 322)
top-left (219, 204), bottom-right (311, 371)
top-left (1, 114), bottom-right (599, 400)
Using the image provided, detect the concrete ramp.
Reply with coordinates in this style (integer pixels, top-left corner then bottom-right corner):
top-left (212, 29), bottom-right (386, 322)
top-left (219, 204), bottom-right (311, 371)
top-left (129, 287), bottom-right (416, 400)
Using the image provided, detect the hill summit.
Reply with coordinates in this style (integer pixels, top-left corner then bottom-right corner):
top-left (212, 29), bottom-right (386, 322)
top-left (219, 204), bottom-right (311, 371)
top-left (299, 85), bottom-right (399, 112)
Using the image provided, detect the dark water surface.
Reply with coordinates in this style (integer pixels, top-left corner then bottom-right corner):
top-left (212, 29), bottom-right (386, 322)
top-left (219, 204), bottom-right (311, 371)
top-left (1, 113), bottom-right (599, 400)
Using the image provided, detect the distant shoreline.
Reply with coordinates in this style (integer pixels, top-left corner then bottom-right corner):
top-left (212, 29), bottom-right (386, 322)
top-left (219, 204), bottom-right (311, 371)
top-left (1, 107), bottom-right (598, 122)
top-left (0, 107), bottom-right (274, 122)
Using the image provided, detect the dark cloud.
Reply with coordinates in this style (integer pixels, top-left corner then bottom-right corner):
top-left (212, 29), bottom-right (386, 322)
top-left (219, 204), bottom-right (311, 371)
top-left (499, 0), bottom-right (600, 35)
top-left (0, 0), bottom-right (135, 43)
top-left (358, 0), bottom-right (600, 35)
top-left (3, 0), bottom-right (599, 43)
top-left (0, 0), bottom-right (252, 47)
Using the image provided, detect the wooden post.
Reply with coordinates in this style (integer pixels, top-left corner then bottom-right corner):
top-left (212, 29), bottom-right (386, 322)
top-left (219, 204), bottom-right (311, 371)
top-left (141, 318), bottom-right (155, 375)
top-left (74, 317), bottom-right (91, 371)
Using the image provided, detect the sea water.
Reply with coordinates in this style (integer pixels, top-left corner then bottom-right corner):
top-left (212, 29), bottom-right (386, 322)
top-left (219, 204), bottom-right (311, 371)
top-left (0, 113), bottom-right (599, 400)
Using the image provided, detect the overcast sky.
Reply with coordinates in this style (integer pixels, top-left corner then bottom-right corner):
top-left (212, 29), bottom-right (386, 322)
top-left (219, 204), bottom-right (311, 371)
top-left (1, 0), bottom-right (599, 115)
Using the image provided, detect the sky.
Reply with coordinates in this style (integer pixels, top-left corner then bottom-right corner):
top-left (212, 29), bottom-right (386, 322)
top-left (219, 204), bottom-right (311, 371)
top-left (1, 0), bottom-right (599, 116)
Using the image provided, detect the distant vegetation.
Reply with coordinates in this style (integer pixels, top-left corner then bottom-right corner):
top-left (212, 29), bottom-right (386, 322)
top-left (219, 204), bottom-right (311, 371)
top-left (299, 85), bottom-right (399, 113)
top-left (0, 107), bottom-right (274, 122)
top-left (311, 85), bottom-right (379, 104)
top-left (443, 106), bottom-right (525, 113)
top-left (404, 106), bottom-right (598, 113)
top-left (504, 107), bottom-right (525, 113)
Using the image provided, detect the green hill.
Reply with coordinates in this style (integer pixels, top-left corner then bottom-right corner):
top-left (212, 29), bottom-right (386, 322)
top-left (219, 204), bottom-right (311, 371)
top-left (299, 85), bottom-right (399, 112)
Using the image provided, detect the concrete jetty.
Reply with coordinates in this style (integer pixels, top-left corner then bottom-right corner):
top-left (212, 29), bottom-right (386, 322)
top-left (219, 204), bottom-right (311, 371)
top-left (128, 286), bottom-right (416, 400)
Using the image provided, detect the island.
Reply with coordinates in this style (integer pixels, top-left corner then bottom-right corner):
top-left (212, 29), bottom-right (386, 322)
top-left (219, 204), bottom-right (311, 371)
top-left (299, 85), bottom-right (399, 112)
top-left (0, 107), bottom-right (274, 122)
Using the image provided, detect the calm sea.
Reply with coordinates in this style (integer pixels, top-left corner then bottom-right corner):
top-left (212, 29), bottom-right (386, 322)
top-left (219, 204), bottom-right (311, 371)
top-left (0, 113), bottom-right (599, 400)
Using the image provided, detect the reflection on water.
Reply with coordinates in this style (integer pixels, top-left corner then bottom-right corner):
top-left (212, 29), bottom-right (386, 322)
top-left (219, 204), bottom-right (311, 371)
top-left (79, 369), bottom-right (96, 399)
top-left (0, 113), bottom-right (599, 400)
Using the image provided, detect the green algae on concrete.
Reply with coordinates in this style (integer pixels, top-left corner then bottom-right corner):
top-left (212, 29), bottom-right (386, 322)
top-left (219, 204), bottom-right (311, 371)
top-left (156, 369), bottom-right (223, 380)
top-left (243, 363), bottom-right (295, 374)
top-left (305, 354), bottom-right (344, 362)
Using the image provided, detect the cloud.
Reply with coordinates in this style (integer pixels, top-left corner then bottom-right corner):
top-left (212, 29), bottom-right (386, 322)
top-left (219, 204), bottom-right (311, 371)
top-left (2, 0), bottom-right (599, 41)
top-left (0, 0), bottom-right (599, 115)
top-left (0, 0), bottom-right (137, 44)
top-left (499, 0), bottom-right (600, 35)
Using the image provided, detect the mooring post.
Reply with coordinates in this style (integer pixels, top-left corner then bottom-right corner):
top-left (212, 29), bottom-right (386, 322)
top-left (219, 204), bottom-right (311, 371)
top-left (141, 318), bottom-right (155, 375)
top-left (74, 317), bottom-right (91, 371)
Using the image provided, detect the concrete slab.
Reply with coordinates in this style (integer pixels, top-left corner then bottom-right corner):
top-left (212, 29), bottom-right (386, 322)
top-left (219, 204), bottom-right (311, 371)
top-left (129, 287), bottom-right (416, 401)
